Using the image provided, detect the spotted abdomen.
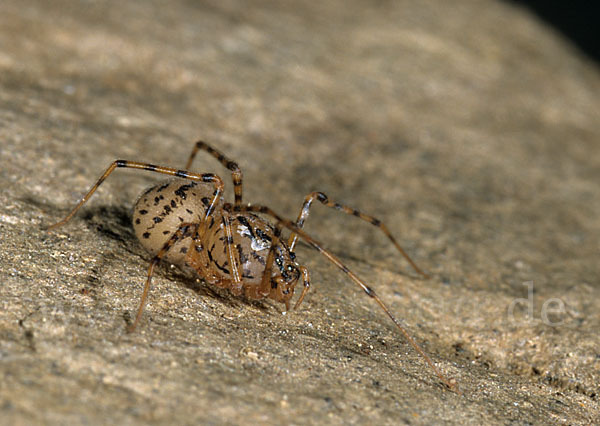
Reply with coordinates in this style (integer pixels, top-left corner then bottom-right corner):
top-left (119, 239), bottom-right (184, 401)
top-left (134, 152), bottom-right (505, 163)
top-left (132, 180), bottom-right (223, 265)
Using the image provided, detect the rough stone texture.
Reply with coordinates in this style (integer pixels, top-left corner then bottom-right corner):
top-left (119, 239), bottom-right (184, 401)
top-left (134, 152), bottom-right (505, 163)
top-left (1, 0), bottom-right (599, 424)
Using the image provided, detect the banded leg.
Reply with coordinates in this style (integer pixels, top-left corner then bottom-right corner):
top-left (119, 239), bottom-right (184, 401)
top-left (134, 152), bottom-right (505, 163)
top-left (230, 204), bottom-right (458, 393)
top-left (128, 223), bottom-right (199, 332)
top-left (287, 191), bottom-right (429, 278)
top-left (47, 160), bottom-right (225, 230)
top-left (185, 140), bottom-right (243, 207)
top-left (294, 266), bottom-right (310, 310)
top-left (221, 214), bottom-right (242, 285)
top-left (256, 224), bottom-right (286, 307)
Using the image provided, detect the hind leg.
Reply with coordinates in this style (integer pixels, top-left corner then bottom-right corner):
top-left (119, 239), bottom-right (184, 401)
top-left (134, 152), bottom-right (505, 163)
top-left (48, 160), bottom-right (225, 230)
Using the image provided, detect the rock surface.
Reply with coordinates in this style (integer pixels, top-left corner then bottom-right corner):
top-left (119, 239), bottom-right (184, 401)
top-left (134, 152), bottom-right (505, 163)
top-left (1, 0), bottom-right (599, 424)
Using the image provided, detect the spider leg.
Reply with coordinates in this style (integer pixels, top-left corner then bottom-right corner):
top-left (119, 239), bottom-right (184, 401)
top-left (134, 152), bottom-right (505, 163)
top-left (221, 214), bottom-right (242, 284)
top-left (293, 266), bottom-right (311, 310)
top-left (287, 191), bottom-right (429, 278)
top-left (231, 204), bottom-right (459, 393)
top-left (185, 140), bottom-right (243, 207)
top-left (256, 224), bottom-right (287, 308)
top-left (128, 222), bottom-right (199, 332)
top-left (47, 160), bottom-right (225, 230)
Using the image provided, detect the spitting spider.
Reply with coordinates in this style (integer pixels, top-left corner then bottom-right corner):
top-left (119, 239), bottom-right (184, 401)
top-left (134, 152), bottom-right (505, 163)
top-left (48, 140), bottom-right (458, 392)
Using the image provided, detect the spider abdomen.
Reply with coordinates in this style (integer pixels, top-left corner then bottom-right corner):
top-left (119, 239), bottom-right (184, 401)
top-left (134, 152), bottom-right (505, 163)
top-left (132, 180), bottom-right (223, 265)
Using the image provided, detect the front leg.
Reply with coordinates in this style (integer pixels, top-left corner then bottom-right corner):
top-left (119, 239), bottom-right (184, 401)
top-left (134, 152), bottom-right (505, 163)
top-left (286, 191), bottom-right (428, 277)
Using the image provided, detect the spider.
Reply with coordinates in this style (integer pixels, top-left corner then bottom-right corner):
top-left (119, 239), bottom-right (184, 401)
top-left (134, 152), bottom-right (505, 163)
top-left (48, 140), bottom-right (458, 393)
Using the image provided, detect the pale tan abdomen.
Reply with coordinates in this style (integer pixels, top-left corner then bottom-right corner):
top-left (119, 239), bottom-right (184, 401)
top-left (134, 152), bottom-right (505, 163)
top-left (132, 180), bottom-right (223, 265)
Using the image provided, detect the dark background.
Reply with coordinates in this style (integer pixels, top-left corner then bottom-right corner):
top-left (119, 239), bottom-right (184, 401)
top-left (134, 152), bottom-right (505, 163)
top-left (508, 1), bottom-right (599, 62)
